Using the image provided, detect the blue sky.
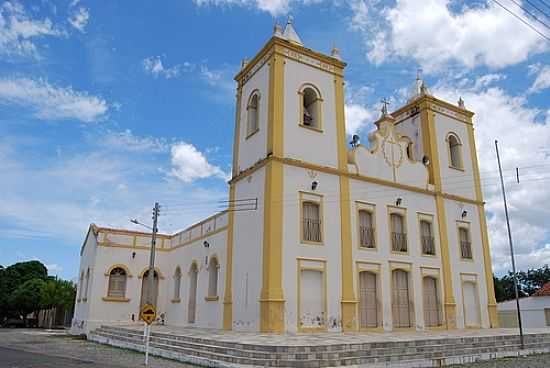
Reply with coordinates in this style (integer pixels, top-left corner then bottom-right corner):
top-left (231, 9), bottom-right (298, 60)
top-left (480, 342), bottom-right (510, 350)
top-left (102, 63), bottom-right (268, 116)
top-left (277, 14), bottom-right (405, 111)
top-left (0, 0), bottom-right (549, 281)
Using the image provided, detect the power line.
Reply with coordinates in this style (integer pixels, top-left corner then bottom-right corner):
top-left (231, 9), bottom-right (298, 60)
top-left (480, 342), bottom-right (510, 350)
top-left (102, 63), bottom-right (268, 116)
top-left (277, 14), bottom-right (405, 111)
top-left (490, 0), bottom-right (550, 42)
top-left (508, 0), bottom-right (550, 30)
top-left (524, 0), bottom-right (550, 20)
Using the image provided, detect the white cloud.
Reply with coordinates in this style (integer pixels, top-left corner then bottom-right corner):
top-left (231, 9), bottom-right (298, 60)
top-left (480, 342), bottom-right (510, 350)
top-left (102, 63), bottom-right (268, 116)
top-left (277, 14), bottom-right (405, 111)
top-left (68, 6), bottom-right (89, 32)
top-left (431, 78), bottom-right (550, 272)
top-left (0, 78), bottom-right (108, 122)
top-left (528, 63), bottom-right (550, 94)
top-left (192, 0), bottom-right (321, 16)
top-left (0, 1), bottom-right (65, 60)
top-left (142, 56), bottom-right (192, 79)
top-left (170, 142), bottom-right (229, 183)
top-left (345, 104), bottom-right (376, 135)
top-left (97, 129), bottom-right (169, 153)
top-left (351, 0), bottom-right (546, 71)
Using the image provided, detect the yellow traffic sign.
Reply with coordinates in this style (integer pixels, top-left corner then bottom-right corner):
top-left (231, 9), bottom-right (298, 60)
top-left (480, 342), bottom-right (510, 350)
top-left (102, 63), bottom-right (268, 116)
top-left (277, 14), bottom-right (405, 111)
top-left (141, 304), bottom-right (156, 325)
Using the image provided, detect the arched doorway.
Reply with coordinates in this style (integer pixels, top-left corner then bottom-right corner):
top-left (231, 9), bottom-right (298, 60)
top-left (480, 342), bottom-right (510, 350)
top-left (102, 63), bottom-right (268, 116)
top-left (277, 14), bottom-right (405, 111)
top-left (392, 269), bottom-right (412, 328)
top-left (423, 276), bottom-right (442, 327)
top-left (358, 271), bottom-right (378, 328)
top-left (188, 263), bottom-right (198, 323)
top-left (139, 270), bottom-right (159, 315)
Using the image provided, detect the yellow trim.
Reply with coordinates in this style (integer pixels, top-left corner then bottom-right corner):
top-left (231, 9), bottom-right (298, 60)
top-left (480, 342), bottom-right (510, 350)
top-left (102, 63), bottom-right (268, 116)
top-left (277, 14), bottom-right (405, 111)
top-left (420, 102), bottom-right (456, 329)
top-left (234, 37), bottom-right (345, 84)
top-left (446, 132), bottom-right (464, 171)
top-left (460, 274), bottom-right (483, 329)
top-left (334, 73), bottom-right (357, 331)
top-left (229, 155), bottom-right (484, 206)
top-left (223, 185), bottom-right (236, 330)
top-left (245, 89), bottom-right (261, 139)
top-left (138, 267), bottom-right (165, 280)
top-left (355, 264), bottom-right (383, 330)
top-left (232, 86), bottom-right (243, 177)
top-left (260, 52), bottom-right (285, 333)
top-left (171, 298), bottom-right (181, 304)
top-left (298, 83), bottom-right (323, 132)
top-left (387, 205), bottom-right (409, 255)
top-left (356, 202), bottom-right (377, 251)
top-left (297, 258), bottom-right (328, 333)
top-left (467, 123), bottom-right (498, 327)
top-left (104, 264), bottom-right (133, 277)
top-left (299, 191), bottom-right (324, 245)
top-left (417, 212), bottom-right (437, 257)
top-left (102, 296), bottom-right (130, 302)
top-left (205, 296), bottom-right (220, 302)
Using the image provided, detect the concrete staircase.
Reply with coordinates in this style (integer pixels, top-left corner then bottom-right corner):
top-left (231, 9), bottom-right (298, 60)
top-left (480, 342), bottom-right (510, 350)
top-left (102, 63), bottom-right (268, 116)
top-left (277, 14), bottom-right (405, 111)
top-left (89, 325), bottom-right (550, 367)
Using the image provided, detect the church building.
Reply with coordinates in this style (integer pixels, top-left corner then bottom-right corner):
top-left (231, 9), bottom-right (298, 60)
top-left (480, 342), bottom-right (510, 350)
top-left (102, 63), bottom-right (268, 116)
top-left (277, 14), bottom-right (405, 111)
top-left (72, 19), bottom-right (499, 335)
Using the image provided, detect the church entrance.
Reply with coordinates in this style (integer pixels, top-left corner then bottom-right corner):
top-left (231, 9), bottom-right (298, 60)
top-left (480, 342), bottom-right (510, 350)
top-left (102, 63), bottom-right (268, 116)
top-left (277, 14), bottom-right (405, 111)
top-left (188, 263), bottom-right (198, 323)
top-left (139, 270), bottom-right (159, 318)
top-left (392, 269), bottom-right (412, 328)
top-left (359, 271), bottom-right (378, 328)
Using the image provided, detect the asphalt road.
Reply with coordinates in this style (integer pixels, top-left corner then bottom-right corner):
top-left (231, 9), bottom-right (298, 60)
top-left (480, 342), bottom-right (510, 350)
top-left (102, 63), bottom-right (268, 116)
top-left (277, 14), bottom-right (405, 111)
top-left (0, 346), bottom-right (120, 368)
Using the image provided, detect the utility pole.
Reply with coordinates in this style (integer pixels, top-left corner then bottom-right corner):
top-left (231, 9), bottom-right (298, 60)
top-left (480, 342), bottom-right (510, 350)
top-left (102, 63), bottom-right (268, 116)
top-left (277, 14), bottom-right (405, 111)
top-left (147, 202), bottom-right (160, 306)
top-left (495, 140), bottom-right (524, 349)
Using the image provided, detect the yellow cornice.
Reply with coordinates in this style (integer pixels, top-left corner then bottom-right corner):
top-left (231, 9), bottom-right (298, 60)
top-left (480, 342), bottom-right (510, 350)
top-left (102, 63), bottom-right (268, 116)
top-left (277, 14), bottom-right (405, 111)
top-left (231, 155), bottom-right (481, 205)
top-left (392, 95), bottom-right (474, 125)
top-left (234, 37), bottom-right (346, 84)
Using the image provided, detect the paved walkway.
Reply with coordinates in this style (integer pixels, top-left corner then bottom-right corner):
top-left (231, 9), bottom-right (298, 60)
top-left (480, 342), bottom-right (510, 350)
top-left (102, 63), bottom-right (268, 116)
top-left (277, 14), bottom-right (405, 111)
top-left (112, 322), bottom-right (550, 346)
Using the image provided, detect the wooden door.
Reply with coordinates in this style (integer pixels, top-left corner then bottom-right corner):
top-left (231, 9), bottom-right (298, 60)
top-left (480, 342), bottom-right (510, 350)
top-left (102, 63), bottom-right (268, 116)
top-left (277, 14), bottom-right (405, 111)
top-left (359, 271), bottom-right (378, 328)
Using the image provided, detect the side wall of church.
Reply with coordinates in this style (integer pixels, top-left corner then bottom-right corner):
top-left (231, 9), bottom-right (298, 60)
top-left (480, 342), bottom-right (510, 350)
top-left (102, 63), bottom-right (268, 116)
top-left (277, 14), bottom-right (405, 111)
top-left (71, 231), bottom-right (97, 335)
top-left (164, 228), bottom-right (228, 329)
top-left (231, 166), bottom-right (266, 331)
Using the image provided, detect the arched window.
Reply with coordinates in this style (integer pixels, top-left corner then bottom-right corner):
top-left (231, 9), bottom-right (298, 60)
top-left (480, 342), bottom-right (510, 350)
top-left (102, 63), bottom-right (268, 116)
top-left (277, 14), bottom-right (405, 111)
top-left (83, 268), bottom-right (90, 301)
top-left (390, 213), bottom-right (407, 252)
top-left (448, 133), bottom-right (463, 169)
top-left (302, 201), bottom-right (321, 242)
top-left (78, 271), bottom-right (84, 301)
top-left (459, 226), bottom-right (472, 259)
top-left (107, 267), bottom-right (127, 298)
top-left (246, 91), bottom-right (259, 137)
top-left (420, 220), bottom-right (435, 255)
top-left (358, 210), bottom-right (375, 248)
top-left (173, 267), bottom-right (182, 300)
top-left (208, 257), bottom-right (219, 298)
top-left (300, 86), bottom-right (322, 130)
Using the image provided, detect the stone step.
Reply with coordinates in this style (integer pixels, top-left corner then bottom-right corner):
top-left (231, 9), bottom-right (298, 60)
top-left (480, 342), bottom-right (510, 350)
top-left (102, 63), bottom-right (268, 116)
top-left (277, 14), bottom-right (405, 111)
top-left (96, 326), bottom-right (550, 359)
top-left (91, 330), bottom-right (550, 368)
top-left (92, 327), bottom-right (550, 367)
top-left (98, 325), bottom-right (550, 356)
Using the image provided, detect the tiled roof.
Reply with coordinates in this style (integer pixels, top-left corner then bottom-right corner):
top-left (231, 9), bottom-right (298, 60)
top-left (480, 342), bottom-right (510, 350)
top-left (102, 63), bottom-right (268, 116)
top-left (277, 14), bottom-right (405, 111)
top-left (533, 282), bottom-right (550, 296)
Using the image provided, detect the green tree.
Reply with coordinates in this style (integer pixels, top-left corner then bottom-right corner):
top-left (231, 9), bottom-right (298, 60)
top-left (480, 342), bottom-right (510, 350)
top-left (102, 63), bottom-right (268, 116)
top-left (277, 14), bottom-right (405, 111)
top-left (9, 278), bottom-right (46, 326)
top-left (40, 278), bottom-right (76, 310)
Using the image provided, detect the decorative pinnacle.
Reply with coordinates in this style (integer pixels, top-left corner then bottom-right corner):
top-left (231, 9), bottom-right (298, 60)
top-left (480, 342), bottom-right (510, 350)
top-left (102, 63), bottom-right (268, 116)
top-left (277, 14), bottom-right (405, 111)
top-left (287, 15), bottom-right (294, 24)
top-left (458, 96), bottom-right (465, 108)
top-left (241, 58), bottom-right (249, 69)
top-left (331, 42), bottom-right (341, 60)
top-left (274, 21), bottom-right (283, 37)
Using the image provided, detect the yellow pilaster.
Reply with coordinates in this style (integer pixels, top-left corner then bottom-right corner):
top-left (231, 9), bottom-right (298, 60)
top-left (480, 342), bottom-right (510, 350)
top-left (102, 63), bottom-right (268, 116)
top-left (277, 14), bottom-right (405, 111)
top-left (335, 75), bottom-right (357, 331)
top-left (420, 101), bottom-right (457, 329)
top-left (467, 124), bottom-right (499, 327)
top-left (260, 52), bottom-right (285, 333)
top-left (223, 86), bottom-right (243, 330)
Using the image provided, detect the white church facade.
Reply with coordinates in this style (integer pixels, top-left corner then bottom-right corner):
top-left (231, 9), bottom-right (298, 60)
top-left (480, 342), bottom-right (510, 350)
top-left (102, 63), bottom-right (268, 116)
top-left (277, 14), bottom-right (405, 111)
top-left (72, 19), bottom-right (499, 336)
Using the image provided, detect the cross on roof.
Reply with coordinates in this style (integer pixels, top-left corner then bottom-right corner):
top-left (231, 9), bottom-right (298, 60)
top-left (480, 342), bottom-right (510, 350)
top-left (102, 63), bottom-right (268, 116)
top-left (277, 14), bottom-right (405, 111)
top-left (381, 97), bottom-right (390, 116)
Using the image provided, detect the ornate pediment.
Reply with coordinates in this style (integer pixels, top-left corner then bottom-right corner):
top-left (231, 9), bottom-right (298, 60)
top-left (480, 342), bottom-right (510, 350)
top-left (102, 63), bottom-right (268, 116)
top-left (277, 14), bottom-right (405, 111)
top-left (348, 115), bottom-right (429, 188)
